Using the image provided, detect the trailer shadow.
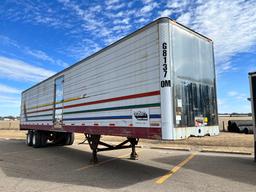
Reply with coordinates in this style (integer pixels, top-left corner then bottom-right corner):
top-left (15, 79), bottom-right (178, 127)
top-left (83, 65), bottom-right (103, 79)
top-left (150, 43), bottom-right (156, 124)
top-left (152, 153), bottom-right (256, 186)
top-left (0, 139), bottom-right (167, 189)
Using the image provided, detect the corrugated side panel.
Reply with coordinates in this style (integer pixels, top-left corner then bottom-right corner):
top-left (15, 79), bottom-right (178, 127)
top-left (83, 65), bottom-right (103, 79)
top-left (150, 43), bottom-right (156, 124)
top-left (63, 24), bottom-right (161, 128)
top-left (21, 23), bottom-right (161, 138)
top-left (21, 78), bottom-right (56, 125)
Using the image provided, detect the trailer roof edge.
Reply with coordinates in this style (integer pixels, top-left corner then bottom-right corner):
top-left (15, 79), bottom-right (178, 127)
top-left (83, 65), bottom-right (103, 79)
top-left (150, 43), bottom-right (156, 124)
top-left (249, 71), bottom-right (256, 75)
top-left (22, 17), bottom-right (212, 94)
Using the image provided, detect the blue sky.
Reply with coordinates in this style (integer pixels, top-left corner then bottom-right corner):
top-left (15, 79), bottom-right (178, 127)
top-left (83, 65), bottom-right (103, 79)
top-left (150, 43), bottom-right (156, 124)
top-left (0, 0), bottom-right (256, 116)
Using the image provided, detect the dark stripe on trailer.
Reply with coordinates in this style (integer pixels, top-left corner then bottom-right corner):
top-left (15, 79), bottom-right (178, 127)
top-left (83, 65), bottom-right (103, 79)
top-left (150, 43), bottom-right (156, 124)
top-left (25, 114), bottom-right (161, 121)
top-left (20, 124), bottom-right (162, 139)
top-left (64, 114), bottom-right (161, 121)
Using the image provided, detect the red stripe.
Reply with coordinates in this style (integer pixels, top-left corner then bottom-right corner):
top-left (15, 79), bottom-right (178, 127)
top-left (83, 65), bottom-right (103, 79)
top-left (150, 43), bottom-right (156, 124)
top-left (26, 90), bottom-right (160, 114)
top-left (20, 124), bottom-right (162, 139)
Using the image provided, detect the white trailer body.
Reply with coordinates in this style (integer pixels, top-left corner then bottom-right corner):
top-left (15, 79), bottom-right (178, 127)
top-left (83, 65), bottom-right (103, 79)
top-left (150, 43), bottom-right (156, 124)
top-left (20, 17), bottom-right (219, 141)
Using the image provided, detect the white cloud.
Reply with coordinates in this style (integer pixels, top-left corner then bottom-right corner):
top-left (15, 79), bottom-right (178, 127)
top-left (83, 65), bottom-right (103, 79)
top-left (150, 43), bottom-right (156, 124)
top-left (104, 35), bottom-right (124, 45)
top-left (0, 94), bottom-right (21, 115)
top-left (141, 2), bottom-right (159, 14)
top-left (106, 3), bottom-right (125, 10)
top-left (0, 35), bottom-right (20, 48)
top-left (177, 12), bottom-right (191, 25)
top-left (26, 49), bottom-right (53, 62)
top-left (0, 83), bottom-right (21, 114)
top-left (0, 95), bottom-right (20, 105)
top-left (167, 0), bottom-right (189, 11)
top-left (0, 56), bottom-right (56, 82)
top-left (67, 38), bottom-right (102, 60)
top-left (136, 17), bottom-right (150, 24)
top-left (2, 1), bottom-right (70, 29)
top-left (142, 0), bottom-right (153, 4)
top-left (228, 91), bottom-right (238, 97)
top-left (59, 1), bottom-right (135, 57)
top-left (113, 18), bottom-right (130, 25)
top-left (0, 84), bottom-right (21, 94)
top-left (25, 48), bottom-right (69, 68)
top-left (227, 91), bottom-right (247, 100)
top-left (106, 11), bottom-right (125, 18)
top-left (112, 25), bottom-right (131, 31)
top-left (105, 0), bottom-right (120, 6)
top-left (0, 35), bottom-right (69, 68)
top-left (159, 9), bottom-right (172, 17)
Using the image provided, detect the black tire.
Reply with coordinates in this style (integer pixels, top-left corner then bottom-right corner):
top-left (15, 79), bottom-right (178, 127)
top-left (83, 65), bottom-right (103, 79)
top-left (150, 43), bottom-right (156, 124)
top-left (52, 132), bottom-right (74, 146)
top-left (232, 123), bottom-right (240, 133)
top-left (227, 121), bottom-right (233, 132)
top-left (40, 131), bottom-right (48, 147)
top-left (26, 130), bottom-right (33, 146)
top-left (53, 132), bottom-right (66, 146)
top-left (65, 133), bottom-right (75, 145)
top-left (230, 122), bottom-right (238, 132)
top-left (32, 131), bottom-right (42, 148)
top-left (244, 128), bottom-right (249, 134)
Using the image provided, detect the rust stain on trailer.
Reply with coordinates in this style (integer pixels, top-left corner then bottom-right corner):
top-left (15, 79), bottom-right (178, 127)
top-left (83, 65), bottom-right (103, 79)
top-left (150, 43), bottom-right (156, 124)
top-left (155, 152), bottom-right (198, 184)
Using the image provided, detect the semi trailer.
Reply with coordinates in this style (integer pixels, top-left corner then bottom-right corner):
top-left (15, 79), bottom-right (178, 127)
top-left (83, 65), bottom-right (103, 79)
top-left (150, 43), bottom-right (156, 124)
top-left (20, 17), bottom-right (219, 162)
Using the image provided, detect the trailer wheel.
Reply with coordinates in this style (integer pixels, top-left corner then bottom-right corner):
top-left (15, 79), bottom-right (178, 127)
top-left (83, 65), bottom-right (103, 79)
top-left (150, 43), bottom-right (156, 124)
top-left (244, 128), bottom-right (249, 134)
top-left (26, 130), bottom-right (33, 146)
top-left (65, 133), bottom-right (74, 145)
top-left (32, 131), bottom-right (42, 148)
top-left (40, 132), bottom-right (48, 147)
top-left (53, 132), bottom-right (66, 146)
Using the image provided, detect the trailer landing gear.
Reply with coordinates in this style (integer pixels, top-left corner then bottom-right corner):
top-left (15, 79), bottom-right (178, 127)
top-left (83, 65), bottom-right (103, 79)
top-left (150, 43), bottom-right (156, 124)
top-left (85, 134), bottom-right (139, 163)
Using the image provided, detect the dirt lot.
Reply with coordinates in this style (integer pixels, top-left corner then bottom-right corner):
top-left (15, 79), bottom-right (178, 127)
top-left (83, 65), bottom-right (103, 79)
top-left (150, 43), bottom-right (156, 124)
top-left (0, 120), bottom-right (19, 130)
top-left (0, 130), bottom-right (253, 154)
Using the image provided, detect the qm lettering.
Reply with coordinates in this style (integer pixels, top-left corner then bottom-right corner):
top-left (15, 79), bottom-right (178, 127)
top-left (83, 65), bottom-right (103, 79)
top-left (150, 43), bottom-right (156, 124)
top-left (161, 80), bottom-right (171, 87)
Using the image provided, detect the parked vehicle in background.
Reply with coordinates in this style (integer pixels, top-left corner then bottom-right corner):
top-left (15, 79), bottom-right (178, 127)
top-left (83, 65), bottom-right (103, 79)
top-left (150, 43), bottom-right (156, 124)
top-left (228, 120), bottom-right (254, 134)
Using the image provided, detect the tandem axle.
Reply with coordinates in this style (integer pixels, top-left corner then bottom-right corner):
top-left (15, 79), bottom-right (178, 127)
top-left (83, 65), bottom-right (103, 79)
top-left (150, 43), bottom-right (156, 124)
top-left (25, 130), bottom-right (139, 163)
